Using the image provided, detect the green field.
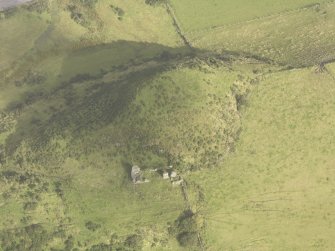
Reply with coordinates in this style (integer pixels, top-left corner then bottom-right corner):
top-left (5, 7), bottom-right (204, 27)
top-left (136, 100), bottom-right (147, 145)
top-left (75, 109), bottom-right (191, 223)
top-left (0, 0), bottom-right (335, 250)
top-left (0, 9), bottom-right (49, 71)
top-left (170, 0), bottom-right (328, 32)
top-left (190, 1), bottom-right (335, 67)
top-left (189, 66), bottom-right (335, 249)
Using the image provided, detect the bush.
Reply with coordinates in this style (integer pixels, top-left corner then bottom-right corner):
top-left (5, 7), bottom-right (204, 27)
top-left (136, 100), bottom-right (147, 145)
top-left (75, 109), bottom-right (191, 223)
top-left (68, 73), bottom-right (95, 84)
top-left (23, 201), bottom-right (38, 211)
top-left (0, 224), bottom-right (49, 251)
top-left (87, 243), bottom-right (113, 251)
top-left (170, 210), bottom-right (200, 248)
top-left (22, 0), bottom-right (49, 13)
top-left (124, 234), bottom-right (143, 250)
top-left (85, 221), bottom-right (101, 232)
top-left (177, 231), bottom-right (198, 247)
top-left (5, 100), bottom-right (24, 113)
top-left (54, 181), bottom-right (64, 198)
top-left (110, 5), bottom-right (125, 20)
top-left (64, 235), bottom-right (75, 251)
top-left (145, 0), bottom-right (166, 6)
top-left (80, 0), bottom-right (98, 7)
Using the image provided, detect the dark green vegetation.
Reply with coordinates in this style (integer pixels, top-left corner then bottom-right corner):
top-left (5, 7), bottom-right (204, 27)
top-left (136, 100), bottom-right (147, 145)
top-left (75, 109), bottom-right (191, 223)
top-left (1, 0), bottom-right (335, 250)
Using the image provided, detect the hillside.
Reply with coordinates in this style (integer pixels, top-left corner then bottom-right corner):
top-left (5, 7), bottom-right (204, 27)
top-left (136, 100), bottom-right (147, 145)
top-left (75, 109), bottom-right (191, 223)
top-left (0, 0), bottom-right (334, 250)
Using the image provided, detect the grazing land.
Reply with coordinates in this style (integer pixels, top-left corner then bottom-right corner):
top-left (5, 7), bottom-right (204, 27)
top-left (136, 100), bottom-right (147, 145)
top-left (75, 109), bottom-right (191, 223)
top-left (169, 0), bottom-right (329, 32)
top-left (0, 0), bottom-right (334, 250)
top-left (190, 1), bottom-right (335, 67)
top-left (188, 66), bottom-right (335, 250)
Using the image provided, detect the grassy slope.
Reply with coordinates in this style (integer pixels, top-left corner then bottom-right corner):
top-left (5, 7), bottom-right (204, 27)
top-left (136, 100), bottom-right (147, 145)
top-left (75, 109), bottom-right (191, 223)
top-left (94, 0), bottom-right (181, 46)
top-left (168, 0), bottom-right (335, 67)
top-left (1, 46), bottom-right (270, 249)
top-left (189, 65), bottom-right (335, 250)
top-left (0, 9), bottom-right (49, 71)
top-left (190, 1), bottom-right (335, 67)
top-left (169, 0), bottom-right (326, 32)
top-left (1, 0), bottom-right (335, 250)
top-left (0, 1), bottom-right (190, 250)
top-left (0, 0), bottom-right (183, 109)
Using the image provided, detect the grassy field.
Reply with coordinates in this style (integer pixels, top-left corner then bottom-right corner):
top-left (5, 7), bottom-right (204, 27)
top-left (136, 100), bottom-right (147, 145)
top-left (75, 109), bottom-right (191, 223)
top-left (0, 38), bottom-right (270, 249)
top-left (0, 0), bottom-right (183, 107)
top-left (1, 0), bottom-right (335, 250)
top-left (190, 1), bottom-right (335, 67)
top-left (169, 0), bottom-right (328, 32)
top-left (0, 1), bottom-right (190, 249)
top-left (188, 65), bottom-right (335, 250)
top-left (0, 9), bottom-right (49, 71)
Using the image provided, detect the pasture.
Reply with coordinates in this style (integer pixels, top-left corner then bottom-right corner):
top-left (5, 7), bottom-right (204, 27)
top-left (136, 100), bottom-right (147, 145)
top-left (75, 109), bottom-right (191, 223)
top-left (1, 0), bottom-right (335, 249)
top-left (190, 1), bottom-right (335, 67)
top-left (189, 65), bottom-right (335, 250)
top-left (169, 0), bottom-right (328, 32)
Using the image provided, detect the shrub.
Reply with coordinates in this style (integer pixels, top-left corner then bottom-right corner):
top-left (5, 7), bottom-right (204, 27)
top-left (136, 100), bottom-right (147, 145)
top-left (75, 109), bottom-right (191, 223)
top-left (54, 181), bottom-right (64, 198)
top-left (85, 221), bottom-right (101, 232)
top-left (80, 0), bottom-right (98, 7)
top-left (87, 243), bottom-right (113, 251)
top-left (170, 210), bottom-right (200, 248)
top-left (23, 201), bottom-right (38, 211)
top-left (22, 0), bottom-right (49, 13)
top-left (110, 5), bottom-right (125, 16)
top-left (177, 231), bottom-right (198, 247)
top-left (124, 234), bottom-right (143, 250)
top-left (0, 224), bottom-right (50, 250)
top-left (145, 0), bottom-right (166, 6)
top-left (64, 235), bottom-right (75, 251)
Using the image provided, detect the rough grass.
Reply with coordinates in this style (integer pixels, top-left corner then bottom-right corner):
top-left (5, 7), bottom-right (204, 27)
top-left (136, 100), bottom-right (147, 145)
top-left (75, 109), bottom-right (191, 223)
top-left (94, 0), bottom-right (182, 46)
top-left (0, 9), bottom-right (49, 71)
top-left (62, 162), bottom-right (185, 249)
top-left (169, 0), bottom-right (329, 32)
top-left (0, 0), bottom-right (186, 113)
top-left (6, 56), bottom-right (264, 172)
top-left (1, 0), bottom-right (335, 250)
top-left (188, 66), bottom-right (335, 250)
top-left (0, 53), bottom-right (269, 249)
top-left (190, 1), bottom-right (335, 67)
top-left (0, 3), bottom-right (190, 247)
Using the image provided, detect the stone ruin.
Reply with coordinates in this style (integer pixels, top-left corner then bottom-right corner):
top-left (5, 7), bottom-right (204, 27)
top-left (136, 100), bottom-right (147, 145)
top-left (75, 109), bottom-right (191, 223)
top-left (131, 165), bottom-right (149, 184)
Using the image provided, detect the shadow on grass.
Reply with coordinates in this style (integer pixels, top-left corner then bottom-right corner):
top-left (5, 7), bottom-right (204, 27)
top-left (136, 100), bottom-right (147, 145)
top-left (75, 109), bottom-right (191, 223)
top-left (4, 40), bottom-right (197, 155)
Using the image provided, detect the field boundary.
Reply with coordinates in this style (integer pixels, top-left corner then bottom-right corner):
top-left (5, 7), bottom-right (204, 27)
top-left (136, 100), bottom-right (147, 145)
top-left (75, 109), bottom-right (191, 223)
top-left (324, 64), bottom-right (335, 81)
top-left (180, 180), bottom-right (206, 251)
top-left (164, 2), bottom-right (193, 48)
